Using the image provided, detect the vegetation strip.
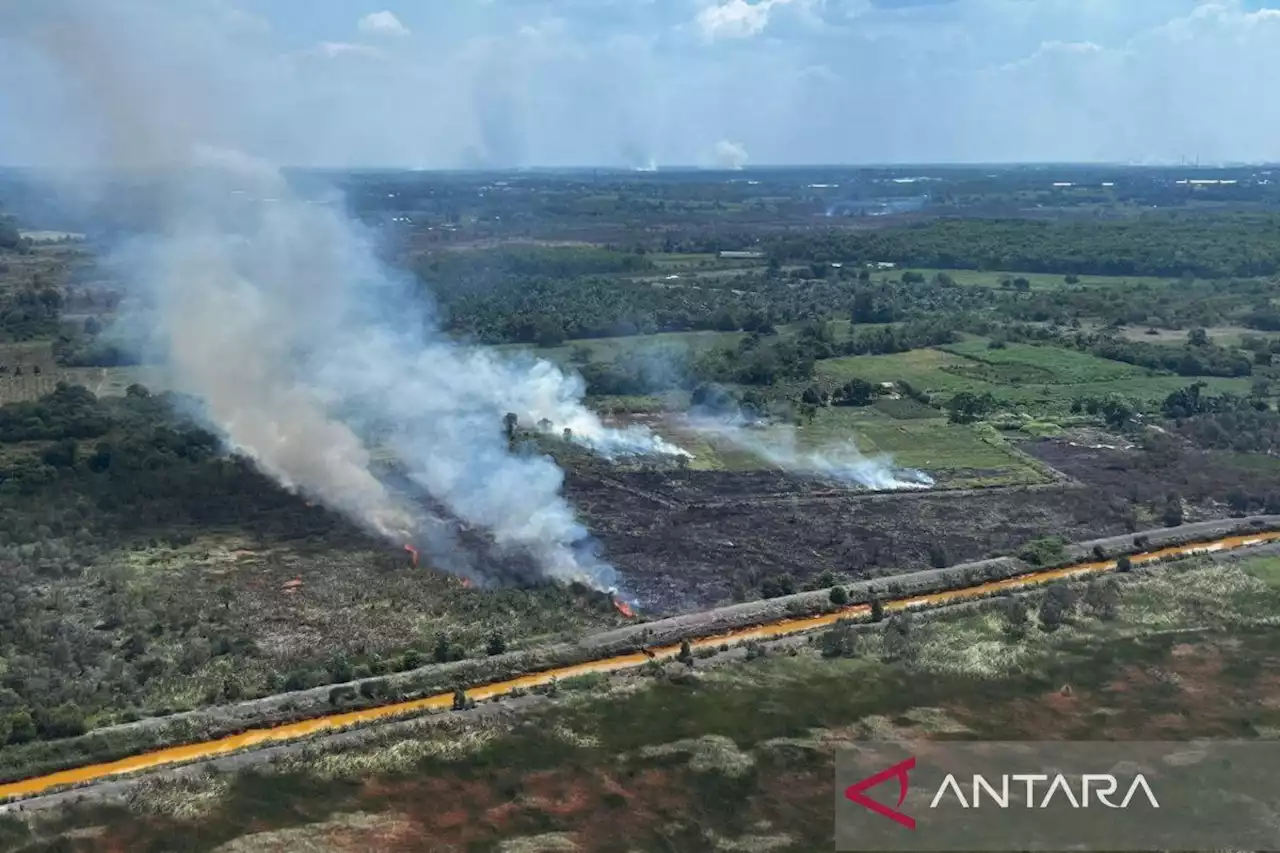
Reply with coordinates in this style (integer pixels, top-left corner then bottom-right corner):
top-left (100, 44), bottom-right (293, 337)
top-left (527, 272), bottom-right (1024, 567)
top-left (3, 527), bottom-right (1279, 803)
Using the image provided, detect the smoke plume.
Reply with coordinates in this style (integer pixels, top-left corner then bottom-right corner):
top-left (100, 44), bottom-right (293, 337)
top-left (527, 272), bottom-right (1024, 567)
top-left (689, 415), bottom-right (934, 490)
top-left (713, 139), bottom-right (749, 170)
top-left (2, 0), bottom-right (684, 589)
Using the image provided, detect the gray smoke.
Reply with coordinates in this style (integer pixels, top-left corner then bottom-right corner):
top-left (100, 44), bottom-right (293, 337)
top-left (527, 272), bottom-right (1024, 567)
top-left (2, 0), bottom-right (685, 589)
top-left (689, 415), bottom-right (934, 490)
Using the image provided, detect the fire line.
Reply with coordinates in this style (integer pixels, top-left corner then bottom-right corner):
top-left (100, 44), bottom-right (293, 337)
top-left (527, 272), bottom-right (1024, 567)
top-left (2, 528), bottom-right (1278, 803)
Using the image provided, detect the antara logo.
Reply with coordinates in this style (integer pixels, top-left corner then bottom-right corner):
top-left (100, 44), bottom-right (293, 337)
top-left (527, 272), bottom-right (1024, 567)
top-left (929, 773), bottom-right (1160, 810)
top-left (845, 757), bottom-right (1160, 830)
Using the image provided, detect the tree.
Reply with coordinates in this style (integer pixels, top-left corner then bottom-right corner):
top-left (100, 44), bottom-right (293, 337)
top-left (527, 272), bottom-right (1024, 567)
top-left (1116, 555), bottom-right (1133, 573)
top-left (820, 621), bottom-right (854, 658)
top-left (834, 378), bottom-right (877, 407)
top-left (452, 689), bottom-right (468, 711)
top-left (486, 632), bottom-right (507, 656)
top-left (999, 596), bottom-right (1029, 640)
top-left (433, 634), bottom-right (451, 663)
top-left (502, 412), bottom-right (518, 442)
top-left (881, 614), bottom-right (915, 662)
top-left (1082, 578), bottom-right (1120, 621)
top-left (829, 585), bottom-right (849, 606)
top-left (1162, 494), bottom-right (1184, 527)
top-left (947, 391), bottom-right (996, 424)
top-left (1038, 584), bottom-right (1076, 632)
top-left (869, 597), bottom-right (885, 623)
top-left (1188, 328), bottom-right (1211, 347)
top-left (677, 639), bottom-right (693, 666)
top-left (4, 710), bottom-right (36, 745)
top-left (760, 574), bottom-right (795, 599)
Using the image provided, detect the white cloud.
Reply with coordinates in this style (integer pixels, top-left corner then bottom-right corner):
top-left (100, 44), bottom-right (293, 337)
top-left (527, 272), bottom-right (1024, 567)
top-left (8, 0), bottom-right (1280, 167)
top-left (304, 42), bottom-right (387, 60)
top-left (695, 0), bottom-right (797, 40)
top-left (357, 10), bottom-right (411, 38)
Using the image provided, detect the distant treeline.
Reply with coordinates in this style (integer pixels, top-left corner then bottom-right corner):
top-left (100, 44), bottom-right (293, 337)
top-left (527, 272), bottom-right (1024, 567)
top-left (768, 215), bottom-right (1280, 279)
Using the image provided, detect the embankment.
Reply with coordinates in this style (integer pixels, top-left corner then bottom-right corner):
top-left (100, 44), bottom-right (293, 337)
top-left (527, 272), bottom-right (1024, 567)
top-left (2, 515), bottom-right (1278, 804)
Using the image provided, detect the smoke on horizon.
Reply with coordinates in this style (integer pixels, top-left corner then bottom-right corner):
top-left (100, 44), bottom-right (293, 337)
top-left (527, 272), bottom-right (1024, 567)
top-left (1, 0), bottom-right (686, 590)
top-left (713, 139), bottom-right (749, 170)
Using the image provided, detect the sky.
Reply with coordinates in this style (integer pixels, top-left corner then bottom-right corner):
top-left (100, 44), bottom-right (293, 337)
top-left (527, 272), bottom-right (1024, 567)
top-left (1, 0), bottom-right (1279, 168)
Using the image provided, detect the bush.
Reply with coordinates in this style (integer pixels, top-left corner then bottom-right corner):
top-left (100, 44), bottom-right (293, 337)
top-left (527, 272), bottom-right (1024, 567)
top-left (928, 544), bottom-right (949, 569)
top-left (1018, 536), bottom-right (1066, 566)
top-left (1038, 584), bottom-right (1077, 632)
top-left (829, 585), bottom-right (849, 606)
top-left (999, 596), bottom-right (1029, 640)
top-left (1116, 555), bottom-right (1133, 573)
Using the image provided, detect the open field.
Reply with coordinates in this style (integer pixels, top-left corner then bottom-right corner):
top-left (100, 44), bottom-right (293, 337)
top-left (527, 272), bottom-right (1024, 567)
top-left (12, 547), bottom-right (1280, 851)
top-left (908, 267), bottom-right (1171, 290)
top-left (0, 341), bottom-right (164, 402)
top-left (939, 339), bottom-right (1149, 384)
top-left (815, 346), bottom-right (1253, 412)
top-left (623, 407), bottom-right (1049, 485)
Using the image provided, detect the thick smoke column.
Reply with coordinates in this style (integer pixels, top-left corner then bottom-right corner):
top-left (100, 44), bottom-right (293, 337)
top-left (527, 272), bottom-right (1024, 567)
top-left (690, 416), bottom-right (934, 490)
top-left (3, 1), bottom-right (684, 589)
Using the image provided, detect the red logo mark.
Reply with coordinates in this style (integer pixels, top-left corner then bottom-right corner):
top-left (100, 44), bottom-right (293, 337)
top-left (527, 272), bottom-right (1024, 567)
top-left (844, 756), bottom-right (917, 830)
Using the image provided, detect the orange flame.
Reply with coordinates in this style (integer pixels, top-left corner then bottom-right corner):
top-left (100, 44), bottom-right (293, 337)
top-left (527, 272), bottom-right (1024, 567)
top-left (461, 577), bottom-right (473, 588)
top-left (613, 598), bottom-right (636, 619)
top-left (403, 543), bottom-right (419, 567)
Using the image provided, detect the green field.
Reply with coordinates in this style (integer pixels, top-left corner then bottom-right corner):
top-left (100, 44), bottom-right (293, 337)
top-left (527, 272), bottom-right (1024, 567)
top-left (907, 267), bottom-right (1171, 291)
top-left (642, 407), bottom-right (1050, 486)
top-left (940, 339), bottom-right (1149, 384)
top-left (815, 346), bottom-right (1253, 413)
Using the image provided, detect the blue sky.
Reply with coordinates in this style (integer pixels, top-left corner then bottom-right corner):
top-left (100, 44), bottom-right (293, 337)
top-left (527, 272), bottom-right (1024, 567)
top-left (2, 0), bottom-right (1280, 167)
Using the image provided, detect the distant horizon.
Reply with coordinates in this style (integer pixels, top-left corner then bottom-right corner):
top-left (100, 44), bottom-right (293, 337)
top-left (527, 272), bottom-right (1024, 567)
top-left (2, 161), bottom-right (1279, 176)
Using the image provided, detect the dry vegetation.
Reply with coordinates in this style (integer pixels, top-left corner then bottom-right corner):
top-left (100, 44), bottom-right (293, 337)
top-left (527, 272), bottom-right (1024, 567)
top-left (12, 551), bottom-right (1279, 852)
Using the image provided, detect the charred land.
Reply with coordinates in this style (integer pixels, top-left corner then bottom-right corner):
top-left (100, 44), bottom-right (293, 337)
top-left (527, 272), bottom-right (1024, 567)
top-left (5, 165), bottom-right (1280, 779)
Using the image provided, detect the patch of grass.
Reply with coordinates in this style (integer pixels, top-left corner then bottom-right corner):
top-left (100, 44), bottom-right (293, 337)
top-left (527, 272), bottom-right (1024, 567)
top-left (914, 268), bottom-right (1170, 291)
top-left (940, 340), bottom-right (1148, 384)
top-left (1236, 554), bottom-right (1280, 589)
top-left (815, 347), bottom-right (1253, 414)
top-left (637, 407), bottom-right (1047, 484)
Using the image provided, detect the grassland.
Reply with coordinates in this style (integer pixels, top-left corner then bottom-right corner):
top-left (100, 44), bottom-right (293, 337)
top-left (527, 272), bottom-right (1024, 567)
top-left (815, 345), bottom-right (1253, 413)
top-left (0, 341), bottom-right (163, 403)
top-left (634, 407), bottom-right (1049, 486)
top-left (17, 552), bottom-right (1280, 852)
top-left (907, 267), bottom-right (1171, 291)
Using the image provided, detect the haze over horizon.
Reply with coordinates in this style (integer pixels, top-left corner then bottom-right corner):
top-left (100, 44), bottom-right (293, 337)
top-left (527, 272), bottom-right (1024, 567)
top-left (2, 0), bottom-right (1280, 169)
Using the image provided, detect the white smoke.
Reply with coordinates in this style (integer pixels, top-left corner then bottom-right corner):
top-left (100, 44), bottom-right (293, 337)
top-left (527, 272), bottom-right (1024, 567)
top-left (689, 416), bottom-right (934, 490)
top-left (3, 1), bottom-right (685, 589)
top-left (714, 139), bottom-right (749, 170)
